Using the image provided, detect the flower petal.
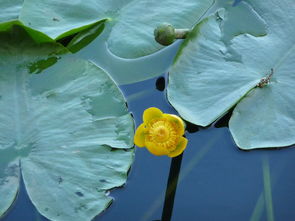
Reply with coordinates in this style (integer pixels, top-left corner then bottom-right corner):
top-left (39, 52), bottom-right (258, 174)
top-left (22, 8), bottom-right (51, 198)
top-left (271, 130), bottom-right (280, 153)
top-left (134, 123), bottom-right (146, 147)
top-left (145, 141), bottom-right (169, 156)
top-left (168, 137), bottom-right (188, 157)
top-left (143, 107), bottom-right (163, 123)
top-left (163, 114), bottom-right (185, 135)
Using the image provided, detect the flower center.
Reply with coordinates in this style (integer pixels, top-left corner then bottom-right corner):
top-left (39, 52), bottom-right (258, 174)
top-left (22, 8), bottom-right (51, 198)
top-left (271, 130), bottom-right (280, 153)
top-left (147, 119), bottom-right (178, 150)
top-left (154, 126), bottom-right (169, 142)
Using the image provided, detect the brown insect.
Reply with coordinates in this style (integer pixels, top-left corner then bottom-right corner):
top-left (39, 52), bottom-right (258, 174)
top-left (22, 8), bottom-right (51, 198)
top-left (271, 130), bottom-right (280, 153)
top-left (257, 68), bottom-right (273, 88)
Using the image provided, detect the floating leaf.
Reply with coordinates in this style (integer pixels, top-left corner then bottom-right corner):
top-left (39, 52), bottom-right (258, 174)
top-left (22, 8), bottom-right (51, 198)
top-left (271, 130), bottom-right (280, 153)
top-left (75, 26), bottom-right (183, 85)
top-left (167, 0), bottom-right (295, 149)
top-left (0, 0), bottom-right (219, 58)
top-left (0, 0), bottom-right (132, 42)
top-left (0, 27), bottom-right (134, 221)
top-left (107, 0), bottom-right (214, 58)
top-left (1, 0), bottom-right (215, 58)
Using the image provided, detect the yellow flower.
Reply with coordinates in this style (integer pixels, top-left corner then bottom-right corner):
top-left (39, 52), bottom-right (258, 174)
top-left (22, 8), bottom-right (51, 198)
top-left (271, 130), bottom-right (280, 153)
top-left (134, 107), bottom-right (188, 157)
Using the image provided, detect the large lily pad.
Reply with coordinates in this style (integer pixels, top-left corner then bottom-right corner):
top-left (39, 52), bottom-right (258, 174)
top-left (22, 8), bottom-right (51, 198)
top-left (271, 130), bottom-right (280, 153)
top-left (1, 0), bottom-right (214, 58)
top-left (107, 0), bottom-right (214, 58)
top-left (0, 0), bottom-right (131, 42)
top-left (0, 27), bottom-right (134, 221)
top-left (167, 0), bottom-right (295, 149)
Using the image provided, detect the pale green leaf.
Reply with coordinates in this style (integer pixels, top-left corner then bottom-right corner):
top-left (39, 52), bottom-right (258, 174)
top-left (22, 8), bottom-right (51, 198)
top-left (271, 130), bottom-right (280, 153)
top-left (167, 0), bottom-right (295, 149)
top-left (107, 0), bottom-right (214, 58)
top-left (0, 27), bottom-right (134, 221)
top-left (0, 155), bottom-right (19, 217)
top-left (0, 0), bottom-right (130, 41)
top-left (167, 7), bottom-right (263, 126)
top-left (0, 0), bottom-right (23, 22)
top-left (2, 0), bottom-right (214, 59)
top-left (75, 26), bottom-right (182, 85)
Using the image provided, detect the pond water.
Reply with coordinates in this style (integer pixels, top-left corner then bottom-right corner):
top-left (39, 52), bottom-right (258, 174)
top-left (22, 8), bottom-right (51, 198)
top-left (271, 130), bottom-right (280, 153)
top-left (2, 1), bottom-right (295, 220)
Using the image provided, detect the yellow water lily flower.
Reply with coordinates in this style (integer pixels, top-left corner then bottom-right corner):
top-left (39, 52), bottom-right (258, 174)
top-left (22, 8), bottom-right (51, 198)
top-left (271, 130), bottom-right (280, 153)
top-left (134, 107), bottom-right (188, 157)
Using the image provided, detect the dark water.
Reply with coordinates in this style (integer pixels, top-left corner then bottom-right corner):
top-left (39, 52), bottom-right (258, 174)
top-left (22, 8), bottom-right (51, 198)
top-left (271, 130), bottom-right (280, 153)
top-left (2, 73), bottom-right (295, 221)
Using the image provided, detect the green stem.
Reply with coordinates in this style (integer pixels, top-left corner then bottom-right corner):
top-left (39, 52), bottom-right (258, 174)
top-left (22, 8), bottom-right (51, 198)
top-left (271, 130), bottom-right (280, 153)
top-left (174, 29), bottom-right (190, 39)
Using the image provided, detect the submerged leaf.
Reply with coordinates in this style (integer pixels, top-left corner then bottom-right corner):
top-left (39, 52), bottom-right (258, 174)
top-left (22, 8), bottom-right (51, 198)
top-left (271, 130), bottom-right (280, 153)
top-left (167, 0), bottom-right (295, 149)
top-left (0, 27), bottom-right (134, 221)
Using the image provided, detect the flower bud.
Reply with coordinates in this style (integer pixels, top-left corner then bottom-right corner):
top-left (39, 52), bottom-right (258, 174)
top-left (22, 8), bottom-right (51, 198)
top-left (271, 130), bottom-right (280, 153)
top-left (154, 23), bottom-right (176, 46)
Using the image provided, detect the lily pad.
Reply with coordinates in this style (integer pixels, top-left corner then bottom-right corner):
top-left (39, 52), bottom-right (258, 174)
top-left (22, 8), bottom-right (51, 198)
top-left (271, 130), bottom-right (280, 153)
top-left (0, 0), bottom-right (130, 42)
top-left (1, 0), bottom-right (215, 58)
top-left (107, 0), bottom-right (214, 58)
top-left (0, 27), bottom-right (134, 220)
top-left (2, 0), bottom-right (211, 83)
top-left (75, 25), bottom-right (183, 85)
top-left (167, 0), bottom-right (295, 149)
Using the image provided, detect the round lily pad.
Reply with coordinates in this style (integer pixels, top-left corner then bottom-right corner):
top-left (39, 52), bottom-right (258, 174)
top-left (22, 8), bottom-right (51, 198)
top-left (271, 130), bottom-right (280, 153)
top-left (167, 0), bottom-right (295, 150)
top-left (0, 27), bottom-right (134, 221)
top-left (107, 0), bottom-right (214, 58)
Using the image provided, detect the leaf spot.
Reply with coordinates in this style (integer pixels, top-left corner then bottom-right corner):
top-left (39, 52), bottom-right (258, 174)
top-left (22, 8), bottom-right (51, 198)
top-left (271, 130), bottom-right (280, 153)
top-left (58, 176), bottom-right (63, 184)
top-left (75, 191), bottom-right (84, 197)
top-left (99, 179), bottom-right (108, 183)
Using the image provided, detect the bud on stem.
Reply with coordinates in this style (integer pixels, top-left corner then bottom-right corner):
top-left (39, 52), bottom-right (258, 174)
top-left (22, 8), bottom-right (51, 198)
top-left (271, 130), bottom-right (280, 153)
top-left (154, 23), bottom-right (190, 46)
